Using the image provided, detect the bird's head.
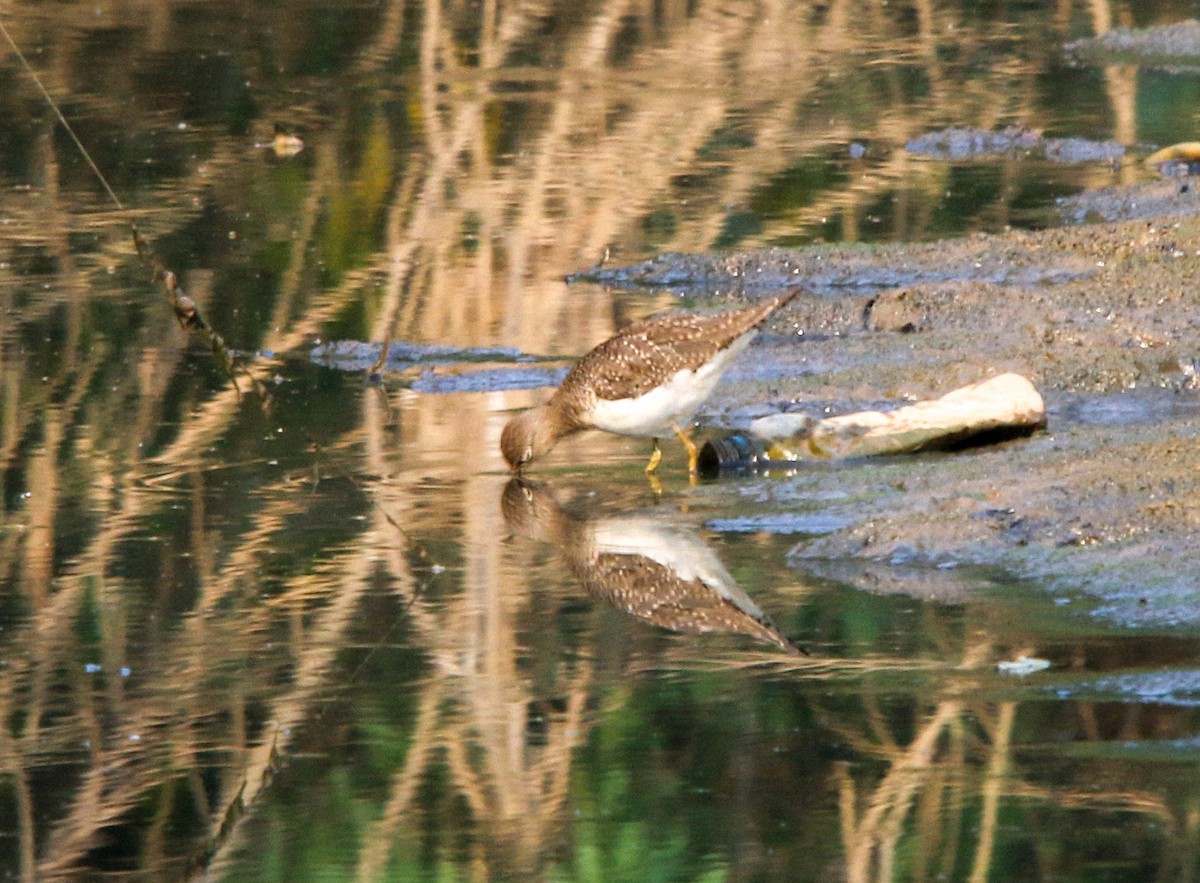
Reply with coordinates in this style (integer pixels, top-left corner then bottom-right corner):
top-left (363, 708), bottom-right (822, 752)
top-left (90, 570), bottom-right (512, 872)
top-left (500, 406), bottom-right (560, 471)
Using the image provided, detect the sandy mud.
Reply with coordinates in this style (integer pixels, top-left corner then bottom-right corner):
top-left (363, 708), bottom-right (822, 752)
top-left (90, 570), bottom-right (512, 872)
top-left (577, 184), bottom-right (1200, 629)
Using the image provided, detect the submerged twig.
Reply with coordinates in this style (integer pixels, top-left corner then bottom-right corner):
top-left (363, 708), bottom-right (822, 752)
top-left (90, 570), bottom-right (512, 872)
top-left (131, 225), bottom-right (270, 405)
top-left (1, 16), bottom-right (270, 409)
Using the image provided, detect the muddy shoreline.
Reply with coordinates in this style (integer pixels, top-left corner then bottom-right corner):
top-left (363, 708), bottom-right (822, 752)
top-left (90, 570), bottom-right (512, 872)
top-left (577, 179), bottom-right (1200, 629)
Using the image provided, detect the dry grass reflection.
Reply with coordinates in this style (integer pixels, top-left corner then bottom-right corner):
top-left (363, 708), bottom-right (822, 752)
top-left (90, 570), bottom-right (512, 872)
top-left (0, 0), bottom-right (1195, 879)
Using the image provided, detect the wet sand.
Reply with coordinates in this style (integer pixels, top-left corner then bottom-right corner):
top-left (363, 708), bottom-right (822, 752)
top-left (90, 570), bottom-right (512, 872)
top-left (579, 179), bottom-right (1200, 628)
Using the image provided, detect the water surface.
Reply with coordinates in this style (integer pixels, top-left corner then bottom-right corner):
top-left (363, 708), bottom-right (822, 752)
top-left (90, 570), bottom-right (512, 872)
top-left (4, 1), bottom-right (1200, 880)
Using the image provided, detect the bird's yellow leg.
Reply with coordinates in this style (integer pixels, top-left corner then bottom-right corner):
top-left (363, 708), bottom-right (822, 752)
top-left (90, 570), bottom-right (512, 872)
top-left (673, 423), bottom-right (699, 474)
top-left (645, 438), bottom-right (663, 474)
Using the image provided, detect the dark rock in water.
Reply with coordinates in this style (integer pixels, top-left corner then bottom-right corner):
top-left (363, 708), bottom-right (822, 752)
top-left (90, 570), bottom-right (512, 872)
top-left (310, 339), bottom-right (525, 372)
top-left (1065, 20), bottom-right (1200, 70)
top-left (411, 366), bottom-right (569, 394)
top-left (1042, 137), bottom-right (1125, 164)
top-left (308, 340), bottom-right (378, 371)
top-left (904, 126), bottom-right (1124, 164)
top-left (309, 338), bottom-right (571, 393)
top-left (905, 126), bottom-right (1041, 160)
top-left (310, 339), bottom-right (568, 392)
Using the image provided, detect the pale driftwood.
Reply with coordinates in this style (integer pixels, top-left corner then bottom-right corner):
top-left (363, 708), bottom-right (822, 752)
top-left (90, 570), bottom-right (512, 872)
top-left (1145, 141), bottom-right (1200, 166)
top-left (749, 373), bottom-right (1046, 460)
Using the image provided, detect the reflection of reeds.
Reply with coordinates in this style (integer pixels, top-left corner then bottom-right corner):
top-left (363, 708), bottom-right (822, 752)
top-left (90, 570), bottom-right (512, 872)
top-left (0, 1), bottom-right (1178, 879)
top-left (640, 650), bottom-right (945, 675)
top-left (831, 640), bottom-right (992, 883)
top-left (365, 0), bottom-right (1136, 362)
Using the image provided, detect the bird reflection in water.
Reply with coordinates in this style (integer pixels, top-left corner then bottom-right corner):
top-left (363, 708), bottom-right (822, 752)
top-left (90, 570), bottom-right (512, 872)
top-left (502, 479), bottom-right (806, 655)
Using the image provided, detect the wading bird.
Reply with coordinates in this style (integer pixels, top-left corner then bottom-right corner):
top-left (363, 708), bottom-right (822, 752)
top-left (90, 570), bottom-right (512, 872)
top-left (501, 289), bottom-right (800, 474)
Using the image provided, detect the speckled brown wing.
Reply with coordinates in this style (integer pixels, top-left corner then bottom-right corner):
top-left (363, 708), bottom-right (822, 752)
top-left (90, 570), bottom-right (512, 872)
top-left (582, 553), bottom-right (802, 654)
top-left (551, 292), bottom-right (796, 424)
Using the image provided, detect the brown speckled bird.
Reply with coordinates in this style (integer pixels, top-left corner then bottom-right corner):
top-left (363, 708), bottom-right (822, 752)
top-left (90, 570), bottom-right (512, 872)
top-left (500, 290), bottom-right (800, 474)
top-left (502, 479), bottom-right (805, 655)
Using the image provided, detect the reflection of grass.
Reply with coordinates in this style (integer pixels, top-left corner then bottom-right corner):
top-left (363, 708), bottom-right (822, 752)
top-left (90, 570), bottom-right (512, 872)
top-left (557, 818), bottom-right (726, 883)
top-left (2, 1), bottom-right (1198, 880)
top-left (638, 648), bottom-right (949, 677)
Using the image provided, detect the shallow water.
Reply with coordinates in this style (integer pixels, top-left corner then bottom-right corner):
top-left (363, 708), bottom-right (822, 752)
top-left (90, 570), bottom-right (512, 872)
top-left (5, 1), bottom-right (1200, 880)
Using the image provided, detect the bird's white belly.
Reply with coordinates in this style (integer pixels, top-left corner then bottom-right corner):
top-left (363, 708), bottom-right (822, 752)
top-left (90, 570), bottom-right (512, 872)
top-left (589, 330), bottom-right (755, 438)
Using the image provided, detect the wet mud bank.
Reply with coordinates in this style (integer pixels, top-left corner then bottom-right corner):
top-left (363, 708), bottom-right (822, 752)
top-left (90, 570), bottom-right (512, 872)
top-left (582, 201), bottom-right (1200, 629)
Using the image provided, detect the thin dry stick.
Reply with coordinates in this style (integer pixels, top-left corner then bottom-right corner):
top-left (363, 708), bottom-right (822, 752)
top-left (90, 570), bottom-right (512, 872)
top-left (0, 19), bottom-right (125, 212)
top-left (0, 17), bottom-right (268, 403)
